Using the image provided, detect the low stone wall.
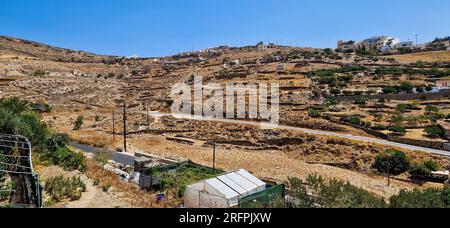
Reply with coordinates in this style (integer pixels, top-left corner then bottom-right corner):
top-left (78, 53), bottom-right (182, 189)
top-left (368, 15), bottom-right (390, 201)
top-left (331, 90), bottom-right (450, 102)
top-left (388, 136), bottom-right (448, 151)
top-left (326, 118), bottom-right (389, 140)
top-left (326, 117), bottom-right (450, 152)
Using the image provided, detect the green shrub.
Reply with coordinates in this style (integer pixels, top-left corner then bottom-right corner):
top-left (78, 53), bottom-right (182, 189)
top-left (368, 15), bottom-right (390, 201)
top-left (73, 116), bottom-right (84, 130)
top-left (45, 133), bottom-right (70, 153)
top-left (390, 187), bottom-right (450, 208)
top-left (373, 150), bottom-right (411, 176)
top-left (388, 125), bottom-right (406, 135)
top-left (102, 185), bottom-right (111, 193)
top-left (383, 86), bottom-right (398, 94)
top-left (424, 126), bottom-right (444, 138)
top-left (285, 174), bottom-right (387, 208)
top-left (410, 160), bottom-right (440, 177)
top-left (51, 147), bottom-right (87, 172)
top-left (44, 175), bottom-right (86, 202)
top-left (94, 115), bottom-right (103, 122)
top-left (372, 124), bottom-right (387, 131)
top-left (308, 109), bottom-right (320, 118)
top-left (355, 97), bottom-right (368, 106)
top-left (341, 115), bottom-right (364, 126)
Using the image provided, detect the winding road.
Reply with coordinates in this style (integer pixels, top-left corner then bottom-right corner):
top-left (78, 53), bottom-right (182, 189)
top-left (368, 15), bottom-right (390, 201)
top-left (132, 111), bottom-right (450, 157)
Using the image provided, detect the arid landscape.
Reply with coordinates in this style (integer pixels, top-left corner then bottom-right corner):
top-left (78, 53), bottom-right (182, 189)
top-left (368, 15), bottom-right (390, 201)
top-left (2, 34), bottom-right (450, 208)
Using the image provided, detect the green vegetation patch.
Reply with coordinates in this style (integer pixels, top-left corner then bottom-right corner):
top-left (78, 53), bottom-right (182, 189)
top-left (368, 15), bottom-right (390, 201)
top-left (44, 175), bottom-right (86, 203)
top-left (145, 162), bottom-right (222, 197)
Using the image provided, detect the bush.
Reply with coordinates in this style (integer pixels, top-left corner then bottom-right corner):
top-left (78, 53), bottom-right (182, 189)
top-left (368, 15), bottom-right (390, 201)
top-left (308, 109), bottom-right (320, 118)
top-left (398, 82), bottom-right (414, 93)
top-left (94, 115), bottom-right (102, 122)
top-left (355, 97), bottom-right (368, 106)
top-left (341, 115), bottom-right (362, 126)
top-left (390, 187), bottom-right (450, 208)
top-left (52, 148), bottom-right (87, 172)
top-left (44, 175), bottom-right (86, 202)
top-left (73, 116), bottom-right (84, 130)
top-left (383, 86), bottom-right (398, 94)
top-left (0, 97), bottom-right (31, 114)
top-left (285, 174), bottom-right (387, 208)
top-left (372, 124), bottom-right (387, 131)
top-left (410, 160), bottom-right (440, 177)
top-left (33, 69), bottom-right (46, 77)
top-left (388, 125), bottom-right (406, 135)
top-left (373, 150), bottom-right (410, 176)
top-left (45, 133), bottom-right (70, 153)
top-left (102, 185), bottom-right (111, 193)
top-left (424, 126), bottom-right (444, 138)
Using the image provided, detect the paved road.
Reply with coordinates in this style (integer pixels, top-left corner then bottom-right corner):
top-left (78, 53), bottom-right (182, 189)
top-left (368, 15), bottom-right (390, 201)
top-left (71, 143), bottom-right (137, 166)
top-left (132, 111), bottom-right (450, 157)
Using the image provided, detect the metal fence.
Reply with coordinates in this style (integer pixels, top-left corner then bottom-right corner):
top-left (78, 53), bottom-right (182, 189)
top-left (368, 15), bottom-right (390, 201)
top-left (238, 184), bottom-right (285, 208)
top-left (0, 134), bottom-right (41, 208)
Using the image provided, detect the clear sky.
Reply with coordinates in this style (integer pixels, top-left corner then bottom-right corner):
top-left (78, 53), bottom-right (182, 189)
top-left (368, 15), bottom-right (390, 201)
top-left (1, 0), bottom-right (449, 57)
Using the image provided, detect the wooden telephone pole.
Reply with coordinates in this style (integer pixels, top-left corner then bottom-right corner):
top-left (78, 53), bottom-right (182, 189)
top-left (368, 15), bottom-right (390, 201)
top-left (146, 103), bottom-right (150, 129)
top-left (112, 109), bottom-right (116, 141)
top-left (212, 140), bottom-right (216, 170)
top-left (123, 102), bottom-right (127, 153)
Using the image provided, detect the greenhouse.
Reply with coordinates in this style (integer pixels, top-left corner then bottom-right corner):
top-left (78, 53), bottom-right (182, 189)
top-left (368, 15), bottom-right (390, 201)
top-left (185, 169), bottom-right (268, 208)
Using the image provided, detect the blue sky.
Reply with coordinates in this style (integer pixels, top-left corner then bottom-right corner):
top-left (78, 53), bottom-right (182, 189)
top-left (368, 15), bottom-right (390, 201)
top-left (1, 0), bottom-right (449, 57)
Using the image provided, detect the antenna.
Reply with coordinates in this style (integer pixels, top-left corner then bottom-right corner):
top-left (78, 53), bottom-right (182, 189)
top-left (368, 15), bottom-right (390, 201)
top-left (415, 34), bottom-right (419, 46)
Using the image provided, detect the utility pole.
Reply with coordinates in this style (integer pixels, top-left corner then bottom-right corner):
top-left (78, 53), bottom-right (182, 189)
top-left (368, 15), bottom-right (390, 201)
top-left (146, 103), bottom-right (150, 130)
top-left (112, 109), bottom-right (116, 141)
top-left (387, 154), bottom-right (392, 187)
top-left (212, 140), bottom-right (216, 170)
top-left (415, 34), bottom-right (419, 46)
top-left (123, 102), bottom-right (127, 153)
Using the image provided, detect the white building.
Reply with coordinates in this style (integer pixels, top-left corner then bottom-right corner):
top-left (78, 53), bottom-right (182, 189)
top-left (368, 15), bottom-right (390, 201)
top-left (256, 41), bottom-right (265, 51)
top-left (184, 169), bottom-right (266, 208)
top-left (378, 37), bottom-right (401, 52)
top-left (394, 41), bottom-right (415, 50)
top-left (444, 40), bottom-right (450, 50)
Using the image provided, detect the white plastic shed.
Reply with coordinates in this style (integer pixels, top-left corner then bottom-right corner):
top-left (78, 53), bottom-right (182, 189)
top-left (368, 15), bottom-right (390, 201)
top-left (185, 169), bottom-right (266, 208)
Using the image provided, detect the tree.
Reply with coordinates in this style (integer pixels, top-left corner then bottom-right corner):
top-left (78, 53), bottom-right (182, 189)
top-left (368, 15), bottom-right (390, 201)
top-left (383, 86), bottom-right (398, 94)
top-left (373, 150), bottom-right (411, 176)
top-left (398, 82), bottom-right (414, 93)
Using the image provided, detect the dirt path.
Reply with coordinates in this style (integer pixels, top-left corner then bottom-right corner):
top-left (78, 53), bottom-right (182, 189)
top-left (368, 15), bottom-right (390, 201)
top-left (36, 165), bottom-right (131, 208)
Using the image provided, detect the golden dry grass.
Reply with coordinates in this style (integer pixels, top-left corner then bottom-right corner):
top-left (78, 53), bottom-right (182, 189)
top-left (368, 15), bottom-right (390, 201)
top-left (84, 159), bottom-right (181, 208)
top-left (391, 50), bottom-right (450, 64)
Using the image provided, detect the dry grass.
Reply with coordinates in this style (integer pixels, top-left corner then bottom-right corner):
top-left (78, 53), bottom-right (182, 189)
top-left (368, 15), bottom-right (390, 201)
top-left (390, 50), bottom-right (450, 64)
top-left (84, 159), bottom-right (181, 208)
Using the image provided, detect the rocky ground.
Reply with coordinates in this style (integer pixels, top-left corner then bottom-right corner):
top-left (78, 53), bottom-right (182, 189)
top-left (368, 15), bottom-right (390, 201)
top-left (2, 36), bottom-right (450, 202)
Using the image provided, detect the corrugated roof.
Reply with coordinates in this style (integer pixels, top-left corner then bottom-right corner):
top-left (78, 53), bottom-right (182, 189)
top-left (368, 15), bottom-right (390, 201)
top-left (205, 178), bottom-right (240, 199)
top-left (204, 169), bottom-right (266, 199)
